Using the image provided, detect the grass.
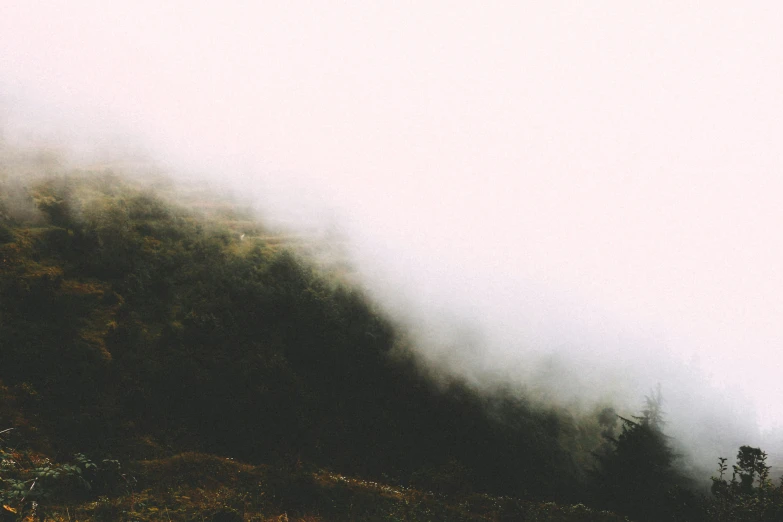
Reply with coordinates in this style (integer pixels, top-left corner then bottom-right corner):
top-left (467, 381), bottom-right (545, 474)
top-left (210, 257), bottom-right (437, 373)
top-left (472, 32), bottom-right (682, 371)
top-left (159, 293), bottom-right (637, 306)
top-left (8, 453), bottom-right (629, 522)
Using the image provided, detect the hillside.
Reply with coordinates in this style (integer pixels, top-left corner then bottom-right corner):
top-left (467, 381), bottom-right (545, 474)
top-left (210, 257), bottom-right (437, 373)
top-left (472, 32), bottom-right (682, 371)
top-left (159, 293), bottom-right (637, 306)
top-left (0, 170), bottom-right (601, 518)
top-left (1, 170), bottom-right (781, 521)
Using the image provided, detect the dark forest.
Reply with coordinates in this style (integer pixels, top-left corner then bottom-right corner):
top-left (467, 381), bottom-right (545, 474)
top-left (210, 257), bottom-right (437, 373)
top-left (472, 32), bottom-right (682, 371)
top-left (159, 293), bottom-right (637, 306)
top-left (1, 171), bottom-right (780, 521)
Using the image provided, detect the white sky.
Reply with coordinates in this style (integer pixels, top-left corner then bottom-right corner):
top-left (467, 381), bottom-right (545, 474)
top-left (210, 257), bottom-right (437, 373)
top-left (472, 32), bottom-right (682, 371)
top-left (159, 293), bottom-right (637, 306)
top-left (3, 2), bottom-right (783, 429)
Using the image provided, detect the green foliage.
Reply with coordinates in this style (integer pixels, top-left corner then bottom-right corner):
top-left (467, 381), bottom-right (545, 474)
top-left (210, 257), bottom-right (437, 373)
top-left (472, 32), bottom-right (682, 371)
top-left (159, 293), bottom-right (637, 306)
top-left (735, 445), bottom-right (771, 492)
top-left (12, 170), bottom-right (783, 520)
top-left (0, 430), bottom-right (125, 519)
top-left (0, 172), bottom-right (584, 506)
top-left (707, 446), bottom-right (783, 521)
top-left (711, 446), bottom-right (771, 497)
top-left (591, 389), bottom-right (694, 521)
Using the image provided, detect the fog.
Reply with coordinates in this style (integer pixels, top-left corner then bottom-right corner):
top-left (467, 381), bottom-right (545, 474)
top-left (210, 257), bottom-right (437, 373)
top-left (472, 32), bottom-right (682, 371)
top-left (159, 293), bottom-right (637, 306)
top-left (3, 2), bottom-right (783, 471)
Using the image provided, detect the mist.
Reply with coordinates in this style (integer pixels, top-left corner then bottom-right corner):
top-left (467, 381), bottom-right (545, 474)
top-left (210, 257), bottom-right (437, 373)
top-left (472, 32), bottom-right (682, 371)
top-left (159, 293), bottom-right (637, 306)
top-left (3, 1), bottom-right (783, 479)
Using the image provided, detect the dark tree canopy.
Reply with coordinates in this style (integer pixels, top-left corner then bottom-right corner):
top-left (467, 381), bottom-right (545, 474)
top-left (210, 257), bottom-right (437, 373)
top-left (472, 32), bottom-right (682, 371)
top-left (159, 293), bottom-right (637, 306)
top-left (592, 388), bottom-right (693, 521)
top-left (0, 173), bottom-right (585, 502)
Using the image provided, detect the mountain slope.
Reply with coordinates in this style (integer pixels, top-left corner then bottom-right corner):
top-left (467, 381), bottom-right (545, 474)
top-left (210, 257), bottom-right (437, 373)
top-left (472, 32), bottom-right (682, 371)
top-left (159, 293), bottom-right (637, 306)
top-left (0, 171), bottom-right (593, 506)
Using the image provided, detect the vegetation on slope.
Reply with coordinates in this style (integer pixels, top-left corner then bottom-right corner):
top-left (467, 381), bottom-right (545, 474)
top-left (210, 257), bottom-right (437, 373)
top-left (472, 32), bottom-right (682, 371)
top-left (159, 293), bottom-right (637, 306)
top-left (2, 170), bottom-right (781, 521)
top-left (0, 171), bottom-right (599, 515)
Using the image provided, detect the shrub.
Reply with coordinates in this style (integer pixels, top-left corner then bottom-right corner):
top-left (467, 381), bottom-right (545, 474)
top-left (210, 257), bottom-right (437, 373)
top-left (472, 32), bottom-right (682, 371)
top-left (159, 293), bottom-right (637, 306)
top-left (0, 429), bottom-right (126, 519)
top-left (707, 446), bottom-right (783, 521)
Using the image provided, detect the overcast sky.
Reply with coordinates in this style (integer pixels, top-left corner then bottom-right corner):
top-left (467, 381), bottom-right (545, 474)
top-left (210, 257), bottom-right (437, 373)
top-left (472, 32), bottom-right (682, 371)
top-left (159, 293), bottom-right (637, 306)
top-left (3, 2), bottom-right (783, 430)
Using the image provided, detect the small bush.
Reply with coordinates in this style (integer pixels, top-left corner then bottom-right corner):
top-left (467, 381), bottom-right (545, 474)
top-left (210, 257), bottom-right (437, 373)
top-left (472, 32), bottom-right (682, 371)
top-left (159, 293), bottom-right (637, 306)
top-left (0, 431), bottom-right (127, 519)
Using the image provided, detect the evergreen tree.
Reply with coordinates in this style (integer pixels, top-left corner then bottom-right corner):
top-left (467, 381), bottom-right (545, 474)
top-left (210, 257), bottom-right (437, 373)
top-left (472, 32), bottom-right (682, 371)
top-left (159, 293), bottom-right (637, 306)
top-left (592, 387), bottom-right (690, 521)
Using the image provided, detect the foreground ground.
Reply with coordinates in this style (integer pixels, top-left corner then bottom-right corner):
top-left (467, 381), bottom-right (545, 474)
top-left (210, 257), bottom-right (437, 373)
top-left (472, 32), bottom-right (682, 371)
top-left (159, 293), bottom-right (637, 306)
top-left (3, 452), bottom-right (628, 522)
